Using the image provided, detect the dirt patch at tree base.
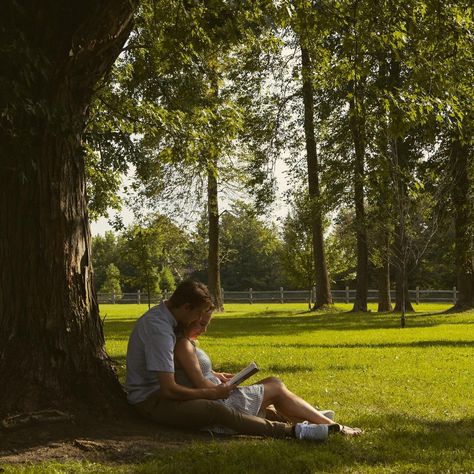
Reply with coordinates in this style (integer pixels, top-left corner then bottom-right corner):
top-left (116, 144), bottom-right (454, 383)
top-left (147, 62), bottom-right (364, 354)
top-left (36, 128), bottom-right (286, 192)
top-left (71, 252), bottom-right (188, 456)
top-left (0, 416), bottom-right (215, 466)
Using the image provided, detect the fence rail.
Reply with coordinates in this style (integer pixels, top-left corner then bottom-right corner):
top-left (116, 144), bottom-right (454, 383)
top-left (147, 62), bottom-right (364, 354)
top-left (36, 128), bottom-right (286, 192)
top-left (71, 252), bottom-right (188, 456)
top-left (97, 286), bottom-right (459, 305)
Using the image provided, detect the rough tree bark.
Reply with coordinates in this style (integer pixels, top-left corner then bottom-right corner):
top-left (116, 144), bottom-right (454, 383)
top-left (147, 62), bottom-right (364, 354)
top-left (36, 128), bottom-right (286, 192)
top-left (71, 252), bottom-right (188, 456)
top-left (0, 1), bottom-right (135, 418)
top-left (300, 46), bottom-right (332, 309)
top-left (451, 140), bottom-right (474, 310)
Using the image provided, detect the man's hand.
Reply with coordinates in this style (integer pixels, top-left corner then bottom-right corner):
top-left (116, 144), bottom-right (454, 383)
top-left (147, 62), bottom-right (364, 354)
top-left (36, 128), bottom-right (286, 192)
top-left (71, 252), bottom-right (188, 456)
top-left (209, 383), bottom-right (237, 400)
top-left (213, 371), bottom-right (234, 383)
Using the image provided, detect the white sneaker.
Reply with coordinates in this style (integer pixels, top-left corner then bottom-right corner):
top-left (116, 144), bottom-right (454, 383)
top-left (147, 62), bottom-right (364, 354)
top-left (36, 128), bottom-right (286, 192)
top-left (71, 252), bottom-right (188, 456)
top-left (320, 410), bottom-right (335, 421)
top-left (295, 421), bottom-right (329, 441)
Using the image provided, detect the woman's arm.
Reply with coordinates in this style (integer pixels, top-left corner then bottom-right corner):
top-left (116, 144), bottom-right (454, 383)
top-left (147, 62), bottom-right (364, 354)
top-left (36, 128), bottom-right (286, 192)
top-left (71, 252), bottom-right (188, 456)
top-left (175, 338), bottom-right (217, 389)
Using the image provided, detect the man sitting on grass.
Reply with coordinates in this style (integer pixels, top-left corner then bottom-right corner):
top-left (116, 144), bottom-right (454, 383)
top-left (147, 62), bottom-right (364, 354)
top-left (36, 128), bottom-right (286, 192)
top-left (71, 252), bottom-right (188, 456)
top-left (125, 279), bottom-right (361, 440)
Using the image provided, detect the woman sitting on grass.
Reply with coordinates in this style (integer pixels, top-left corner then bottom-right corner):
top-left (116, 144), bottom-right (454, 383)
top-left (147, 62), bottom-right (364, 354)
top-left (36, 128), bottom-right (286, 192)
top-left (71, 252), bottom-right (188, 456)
top-left (174, 312), bottom-right (362, 439)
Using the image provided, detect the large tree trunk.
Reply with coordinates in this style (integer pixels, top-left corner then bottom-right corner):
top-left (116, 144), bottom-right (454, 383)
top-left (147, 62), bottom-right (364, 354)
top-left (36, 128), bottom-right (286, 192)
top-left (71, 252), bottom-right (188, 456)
top-left (0, 1), bottom-right (135, 418)
top-left (349, 94), bottom-right (368, 312)
top-left (451, 140), bottom-right (474, 310)
top-left (300, 46), bottom-right (332, 309)
top-left (207, 165), bottom-right (224, 312)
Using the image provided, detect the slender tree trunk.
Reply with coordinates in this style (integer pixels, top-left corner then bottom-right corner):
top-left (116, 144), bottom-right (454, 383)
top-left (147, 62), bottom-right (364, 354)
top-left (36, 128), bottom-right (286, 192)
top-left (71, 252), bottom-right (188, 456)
top-left (0, 1), bottom-right (135, 417)
top-left (300, 46), bottom-right (332, 309)
top-left (373, 57), bottom-right (393, 313)
top-left (388, 58), bottom-right (413, 318)
top-left (392, 157), bottom-right (414, 315)
top-left (451, 140), bottom-right (474, 310)
top-left (207, 164), bottom-right (224, 312)
top-left (377, 229), bottom-right (392, 312)
top-left (393, 250), bottom-right (413, 313)
top-left (349, 95), bottom-right (368, 312)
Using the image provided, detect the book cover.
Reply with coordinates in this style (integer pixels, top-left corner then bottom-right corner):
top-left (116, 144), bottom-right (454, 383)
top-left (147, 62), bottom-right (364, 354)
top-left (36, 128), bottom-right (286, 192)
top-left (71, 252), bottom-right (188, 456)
top-left (228, 361), bottom-right (259, 386)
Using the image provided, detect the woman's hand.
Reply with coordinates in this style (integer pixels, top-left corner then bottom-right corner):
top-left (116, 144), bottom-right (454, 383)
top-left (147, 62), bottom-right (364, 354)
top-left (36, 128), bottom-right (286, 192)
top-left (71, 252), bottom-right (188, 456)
top-left (213, 371), bottom-right (234, 383)
top-left (210, 383), bottom-right (237, 400)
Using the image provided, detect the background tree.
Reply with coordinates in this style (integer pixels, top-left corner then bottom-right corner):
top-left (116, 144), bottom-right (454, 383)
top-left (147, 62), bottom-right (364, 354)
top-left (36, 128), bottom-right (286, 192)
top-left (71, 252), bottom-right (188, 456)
top-left (100, 264), bottom-right (123, 299)
top-left (279, 199), bottom-right (315, 290)
top-left (92, 231), bottom-right (121, 292)
top-left (189, 202), bottom-right (284, 291)
top-left (296, 9), bottom-right (333, 309)
top-left (219, 202), bottom-right (283, 291)
top-left (121, 225), bottom-right (162, 307)
top-left (159, 267), bottom-right (176, 293)
top-left (88, 0), bottom-right (279, 311)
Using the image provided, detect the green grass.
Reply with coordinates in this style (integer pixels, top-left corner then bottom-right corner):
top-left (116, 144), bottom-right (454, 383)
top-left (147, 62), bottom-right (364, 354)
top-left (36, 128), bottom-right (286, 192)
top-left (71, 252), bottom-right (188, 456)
top-left (3, 303), bottom-right (474, 473)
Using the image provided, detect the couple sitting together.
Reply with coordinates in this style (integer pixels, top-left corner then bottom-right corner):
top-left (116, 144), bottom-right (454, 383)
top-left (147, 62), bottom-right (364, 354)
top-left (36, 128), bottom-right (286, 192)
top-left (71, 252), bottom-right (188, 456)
top-left (125, 279), bottom-right (362, 440)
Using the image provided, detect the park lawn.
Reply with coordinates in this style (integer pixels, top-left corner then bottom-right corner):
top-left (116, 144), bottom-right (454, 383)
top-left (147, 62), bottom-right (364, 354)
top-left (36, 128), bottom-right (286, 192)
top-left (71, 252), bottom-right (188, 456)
top-left (4, 303), bottom-right (474, 473)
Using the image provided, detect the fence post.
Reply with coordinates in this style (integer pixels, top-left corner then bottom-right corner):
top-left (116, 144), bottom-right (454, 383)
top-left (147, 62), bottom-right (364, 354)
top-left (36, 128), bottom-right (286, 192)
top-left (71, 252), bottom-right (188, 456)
top-left (453, 286), bottom-right (457, 304)
top-left (308, 289), bottom-right (312, 310)
top-left (221, 287), bottom-right (225, 304)
top-left (249, 288), bottom-right (253, 304)
top-left (312, 286), bottom-right (316, 306)
top-left (416, 286), bottom-right (420, 305)
top-left (137, 290), bottom-right (141, 304)
top-left (112, 291), bottom-right (116, 304)
top-left (345, 286), bottom-right (350, 304)
top-left (280, 287), bottom-right (284, 304)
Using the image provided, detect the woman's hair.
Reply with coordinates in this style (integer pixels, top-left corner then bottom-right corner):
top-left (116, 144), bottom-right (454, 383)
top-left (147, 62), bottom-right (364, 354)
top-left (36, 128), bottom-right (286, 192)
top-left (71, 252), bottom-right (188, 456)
top-left (168, 279), bottom-right (214, 310)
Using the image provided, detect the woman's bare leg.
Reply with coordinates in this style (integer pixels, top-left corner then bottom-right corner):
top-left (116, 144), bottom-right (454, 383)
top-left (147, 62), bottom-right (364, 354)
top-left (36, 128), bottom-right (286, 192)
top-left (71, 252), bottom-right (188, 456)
top-left (257, 377), bottom-right (334, 424)
top-left (263, 404), bottom-right (289, 422)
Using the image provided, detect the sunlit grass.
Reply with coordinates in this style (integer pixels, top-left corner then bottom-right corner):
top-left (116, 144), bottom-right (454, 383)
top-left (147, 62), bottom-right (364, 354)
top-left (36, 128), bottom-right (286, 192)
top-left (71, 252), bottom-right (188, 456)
top-left (4, 303), bottom-right (473, 473)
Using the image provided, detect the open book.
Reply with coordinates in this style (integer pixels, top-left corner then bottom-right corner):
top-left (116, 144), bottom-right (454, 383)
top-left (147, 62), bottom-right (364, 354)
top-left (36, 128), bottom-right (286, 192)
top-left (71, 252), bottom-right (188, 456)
top-left (228, 361), bottom-right (259, 386)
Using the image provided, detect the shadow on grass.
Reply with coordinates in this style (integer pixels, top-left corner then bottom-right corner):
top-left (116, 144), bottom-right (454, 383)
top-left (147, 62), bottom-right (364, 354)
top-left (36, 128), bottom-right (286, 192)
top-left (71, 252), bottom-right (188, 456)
top-left (334, 414), bottom-right (474, 469)
top-left (206, 340), bottom-right (474, 350)
top-left (91, 414), bottom-right (474, 472)
top-left (205, 313), bottom-right (473, 339)
top-left (103, 310), bottom-right (474, 344)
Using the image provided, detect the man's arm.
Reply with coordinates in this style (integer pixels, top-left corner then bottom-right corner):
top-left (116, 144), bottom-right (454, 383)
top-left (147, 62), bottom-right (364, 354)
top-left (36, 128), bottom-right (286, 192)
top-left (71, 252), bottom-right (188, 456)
top-left (158, 372), bottom-right (235, 401)
top-left (174, 338), bottom-right (217, 389)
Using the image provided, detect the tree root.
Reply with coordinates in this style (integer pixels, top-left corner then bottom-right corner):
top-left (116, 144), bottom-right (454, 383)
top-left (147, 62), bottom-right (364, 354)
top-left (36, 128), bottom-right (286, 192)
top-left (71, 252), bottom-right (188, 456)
top-left (1, 409), bottom-right (74, 430)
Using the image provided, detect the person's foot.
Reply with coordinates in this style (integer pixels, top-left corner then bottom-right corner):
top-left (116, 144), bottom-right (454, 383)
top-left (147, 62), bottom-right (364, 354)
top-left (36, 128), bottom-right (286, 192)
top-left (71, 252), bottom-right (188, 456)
top-left (294, 421), bottom-right (328, 441)
top-left (320, 409), bottom-right (335, 421)
top-left (339, 425), bottom-right (363, 436)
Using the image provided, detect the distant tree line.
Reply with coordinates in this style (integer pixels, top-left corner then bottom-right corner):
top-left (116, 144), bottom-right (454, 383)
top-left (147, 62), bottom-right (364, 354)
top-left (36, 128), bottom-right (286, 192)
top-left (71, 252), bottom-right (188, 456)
top-left (93, 201), bottom-right (459, 297)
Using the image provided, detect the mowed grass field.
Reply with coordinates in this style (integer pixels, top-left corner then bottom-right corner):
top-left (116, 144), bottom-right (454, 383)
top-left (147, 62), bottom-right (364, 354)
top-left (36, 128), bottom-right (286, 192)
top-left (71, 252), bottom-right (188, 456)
top-left (5, 303), bottom-right (474, 473)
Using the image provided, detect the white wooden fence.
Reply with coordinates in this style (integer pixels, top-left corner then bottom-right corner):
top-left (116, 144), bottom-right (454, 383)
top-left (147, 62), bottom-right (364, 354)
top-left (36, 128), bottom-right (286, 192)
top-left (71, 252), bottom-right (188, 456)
top-left (97, 286), bottom-right (459, 305)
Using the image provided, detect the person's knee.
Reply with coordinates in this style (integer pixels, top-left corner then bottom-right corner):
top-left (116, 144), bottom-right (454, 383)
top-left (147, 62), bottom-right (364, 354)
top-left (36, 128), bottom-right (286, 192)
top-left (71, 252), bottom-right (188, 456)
top-left (267, 376), bottom-right (286, 391)
top-left (263, 377), bottom-right (287, 403)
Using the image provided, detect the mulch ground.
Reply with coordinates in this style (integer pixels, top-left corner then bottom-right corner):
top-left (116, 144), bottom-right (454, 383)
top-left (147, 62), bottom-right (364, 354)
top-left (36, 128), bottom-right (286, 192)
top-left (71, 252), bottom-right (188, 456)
top-left (0, 415), bottom-right (215, 466)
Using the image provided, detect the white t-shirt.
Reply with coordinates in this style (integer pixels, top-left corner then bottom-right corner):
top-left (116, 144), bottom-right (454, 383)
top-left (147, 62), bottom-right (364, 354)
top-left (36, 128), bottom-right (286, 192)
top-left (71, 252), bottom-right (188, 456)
top-left (125, 301), bottom-right (177, 404)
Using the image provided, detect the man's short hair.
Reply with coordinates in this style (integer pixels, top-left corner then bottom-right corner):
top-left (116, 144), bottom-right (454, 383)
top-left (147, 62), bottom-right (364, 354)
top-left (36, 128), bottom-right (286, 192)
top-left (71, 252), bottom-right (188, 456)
top-left (168, 279), bottom-right (214, 309)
